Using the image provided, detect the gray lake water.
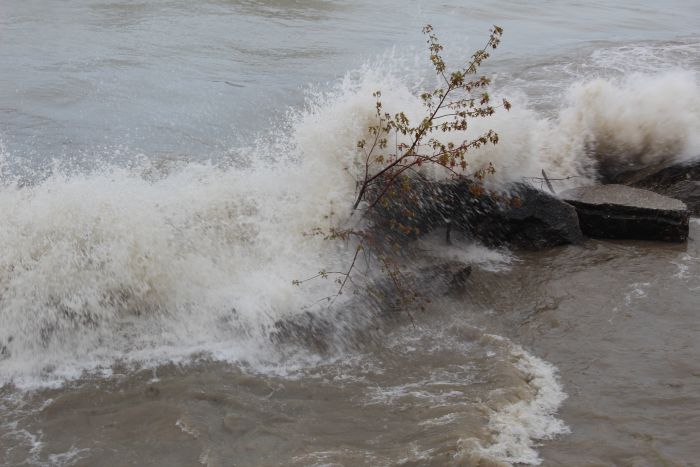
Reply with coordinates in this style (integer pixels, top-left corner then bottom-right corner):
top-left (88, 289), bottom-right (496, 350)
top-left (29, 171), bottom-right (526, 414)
top-left (1, 1), bottom-right (699, 465)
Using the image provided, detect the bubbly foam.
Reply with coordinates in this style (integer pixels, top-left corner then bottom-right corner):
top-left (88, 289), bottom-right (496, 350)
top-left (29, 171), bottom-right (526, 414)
top-left (299, 56), bottom-right (700, 189)
top-left (0, 156), bottom-right (358, 387)
top-left (458, 338), bottom-right (569, 466)
top-left (1, 43), bottom-right (699, 388)
top-left (560, 71), bottom-right (700, 177)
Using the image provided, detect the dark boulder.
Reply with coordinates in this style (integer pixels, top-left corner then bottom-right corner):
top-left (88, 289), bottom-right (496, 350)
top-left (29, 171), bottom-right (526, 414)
top-left (371, 179), bottom-right (584, 250)
top-left (447, 182), bottom-right (585, 249)
top-left (560, 184), bottom-right (690, 242)
top-left (610, 159), bottom-right (700, 187)
top-left (608, 159), bottom-right (700, 215)
top-left (660, 180), bottom-right (700, 216)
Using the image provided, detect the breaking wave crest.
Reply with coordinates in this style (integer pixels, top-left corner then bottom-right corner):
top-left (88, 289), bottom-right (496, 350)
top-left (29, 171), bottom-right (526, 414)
top-left (1, 49), bottom-right (699, 389)
top-left (458, 337), bottom-right (569, 466)
top-left (298, 58), bottom-right (699, 192)
top-left (0, 162), bottom-right (349, 386)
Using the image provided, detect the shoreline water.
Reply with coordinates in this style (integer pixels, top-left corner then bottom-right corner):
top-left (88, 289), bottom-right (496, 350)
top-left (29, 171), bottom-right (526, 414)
top-left (2, 1), bottom-right (700, 464)
top-left (3, 223), bottom-right (698, 465)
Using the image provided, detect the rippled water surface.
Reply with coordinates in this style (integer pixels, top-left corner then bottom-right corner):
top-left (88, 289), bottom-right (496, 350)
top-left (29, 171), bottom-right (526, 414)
top-left (1, 0), bottom-right (699, 465)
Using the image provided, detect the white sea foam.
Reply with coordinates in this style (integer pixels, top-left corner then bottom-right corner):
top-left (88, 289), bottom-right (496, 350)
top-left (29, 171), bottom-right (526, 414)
top-left (458, 338), bottom-right (569, 466)
top-left (417, 232), bottom-right (517, 273)
top-left (672, 253), bottom-right (700, 280)
top-left (301, 59), bottom-right (699, 188)
top-left (0, 156), bottom-right (358, 387)
top-left (1, 47), bottom-right (699, 389)
top-left (560, 71), bottom-right (700, 173)
top-left (624, 282), bottom-right (651, 305)
top-left (588, 41), bottom-right (700, 75)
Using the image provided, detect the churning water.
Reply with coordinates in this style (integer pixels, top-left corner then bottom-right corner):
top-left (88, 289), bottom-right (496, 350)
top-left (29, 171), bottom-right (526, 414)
top-left (1, 1), bottom-right (699, 465)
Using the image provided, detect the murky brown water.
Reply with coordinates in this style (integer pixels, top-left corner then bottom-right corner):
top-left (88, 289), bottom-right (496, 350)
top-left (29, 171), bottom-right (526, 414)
top-left (2, 222), bottom-right (698, 466)
top-left (0, 311), bottom-right (555, 465)
top-left (2, 0), bottom-right (700, 465)
top-left (465, 222), bottom-right (700, 466)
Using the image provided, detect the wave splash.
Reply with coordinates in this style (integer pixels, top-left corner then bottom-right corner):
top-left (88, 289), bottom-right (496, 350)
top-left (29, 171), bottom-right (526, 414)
top-left (1, 51), bottom-right (699, 387)
top-left (0, 155), bottom-right (357, 386)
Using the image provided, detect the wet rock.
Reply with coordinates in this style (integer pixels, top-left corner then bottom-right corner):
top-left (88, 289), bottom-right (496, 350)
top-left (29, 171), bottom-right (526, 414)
top-left (608, 159), bottom-right (700, 214)
top-left (269, 311), bottom-right (337, 353)
top-left (659, 180), bottom-right (700, 216)
top-left (412, 260), bottom-right (472, 293)
top-left (360, 260), bottom-right (473, 317)
top-left (439, 182), bottom-right (584, 249)
top-left (610, 159), bottom-right (700, 187)
top-left (373, 180), bottom-right (584, 250)
top-left (560, 184), bottom-right (690, 242)
top-left (269, 261), bottom-right (472, 352)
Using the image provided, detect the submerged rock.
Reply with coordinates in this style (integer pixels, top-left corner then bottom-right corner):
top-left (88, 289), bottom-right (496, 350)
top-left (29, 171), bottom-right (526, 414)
top-left (269, 261), bottom-right (472, 352)
top-left (560, 184), bottom-right (690, 242)
top-left (609, 159), bottom-right (700, 215)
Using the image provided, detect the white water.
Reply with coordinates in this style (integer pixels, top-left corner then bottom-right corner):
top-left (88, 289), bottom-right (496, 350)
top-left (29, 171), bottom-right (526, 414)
top-left (458, 338), bottom-right (569, 466)
top-left (0, 145), bottom-right (359, 386)
top-left (2, 3), bottom-right (700, 463)
top-left (2, 52), bottom-right (700, 386)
